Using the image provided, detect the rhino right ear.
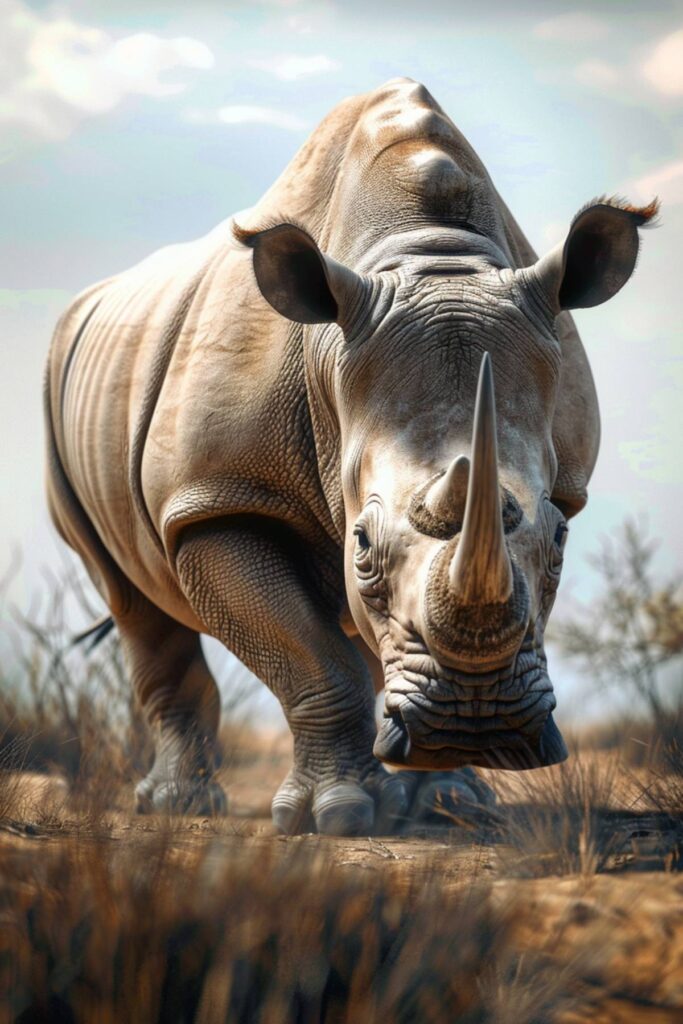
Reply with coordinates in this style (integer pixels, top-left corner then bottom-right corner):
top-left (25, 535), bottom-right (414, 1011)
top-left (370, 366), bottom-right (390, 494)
top-left (235, 222), bottom-right (365, 325)
top-left (525, 197), bottom-right (659, 312)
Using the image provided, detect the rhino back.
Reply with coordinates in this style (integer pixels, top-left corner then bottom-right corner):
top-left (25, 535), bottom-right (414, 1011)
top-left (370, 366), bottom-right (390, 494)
top-left (239, 78), bottom-right (522, 267)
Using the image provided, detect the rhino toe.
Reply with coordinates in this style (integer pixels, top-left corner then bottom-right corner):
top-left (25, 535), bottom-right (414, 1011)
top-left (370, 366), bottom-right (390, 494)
top-left (312, 783), bottom-right (375, 836)
top-left (271, 767), bottom-right (410, 836)
top-left (368, 771), bottom-right (412, 834)
top-left (411, 768), bottom-right (496, 824)
top-left (271, 772), bottom-right (315, 834)
top-left (135, 777), bottom-right (228, 817)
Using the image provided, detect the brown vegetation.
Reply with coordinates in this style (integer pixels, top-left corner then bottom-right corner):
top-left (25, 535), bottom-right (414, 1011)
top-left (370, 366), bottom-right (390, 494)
top-left (1, 734), bottom-right (681, 1024)
top-left (553, 518), bottom-right (683, 733)
top-left (1, 543), bottom-right (682, 1023)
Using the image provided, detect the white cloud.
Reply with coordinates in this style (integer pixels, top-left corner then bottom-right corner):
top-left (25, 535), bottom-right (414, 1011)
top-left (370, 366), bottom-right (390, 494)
top-left (185, 104), bottom-right (307, 132)
top-left (574, 59), bottom-right (620, 89)
top-left (628, 158), bottom-right (683, 207)
top-left (219, 104), bottom-right (305, 130)
top-left (248, 53), bottom-right (340, 80)
top-left (0, 0), bottom-right (213, 139)
top-left (218, 104), bottom-right (307, 130)
top-left (533, 12), bottom-right (609, 43)
top-left (284, 15), bottom-right (316, 35)
top-left (641, 28), bottom-right (683, 96)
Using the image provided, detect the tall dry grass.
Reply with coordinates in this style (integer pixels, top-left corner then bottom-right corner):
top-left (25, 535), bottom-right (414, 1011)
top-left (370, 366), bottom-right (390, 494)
top-left (1, 560), bottom-right (682, 1022)
top-left (1, 557), bottom-right (148, 791)
top-left (0, 832), bottom-right (591, 1024)
top-left (0, 559), bottom-right (258, 826)
top-left (488, 752), bottom-right (624, 879)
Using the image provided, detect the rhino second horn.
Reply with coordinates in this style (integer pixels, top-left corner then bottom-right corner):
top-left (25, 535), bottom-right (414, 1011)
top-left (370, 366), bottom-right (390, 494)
top-left (448, 352), bottom-right (513, 605)
top-left (425, 455), bottom-right (470, 522)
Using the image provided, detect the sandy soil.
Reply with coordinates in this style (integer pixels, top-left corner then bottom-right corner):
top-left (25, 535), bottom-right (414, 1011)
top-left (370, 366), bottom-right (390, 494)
top-left (2, 741), bottom-right (682, 1022)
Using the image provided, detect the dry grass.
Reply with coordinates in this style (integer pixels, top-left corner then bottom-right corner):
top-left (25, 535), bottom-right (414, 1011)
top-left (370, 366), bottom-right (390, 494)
top-left (1, 568), bottom-right (683, 1022)
top-left (0, 832), bottom-right (578, 1024)
top-left (1, 769), bottom-right (681, 1024)
top-left (488, 752), bottom-right (626, 878)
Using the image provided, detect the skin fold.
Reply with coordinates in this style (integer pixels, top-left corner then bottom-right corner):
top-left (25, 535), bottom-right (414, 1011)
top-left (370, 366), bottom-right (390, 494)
top-left (44, 78), bottom-right (656, 833)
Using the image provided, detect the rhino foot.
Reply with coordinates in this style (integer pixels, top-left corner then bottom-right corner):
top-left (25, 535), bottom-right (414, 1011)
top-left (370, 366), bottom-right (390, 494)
top-left (135, 775), bottom-right (228, 817)
top-left (404, 767), bottom-right (496, 825)
top-left (271, 766), bottom-right (410, 836)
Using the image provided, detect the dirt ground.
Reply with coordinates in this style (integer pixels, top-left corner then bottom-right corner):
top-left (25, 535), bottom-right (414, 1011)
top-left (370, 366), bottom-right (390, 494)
top-left (2, 734), bottom-right (682, 1023)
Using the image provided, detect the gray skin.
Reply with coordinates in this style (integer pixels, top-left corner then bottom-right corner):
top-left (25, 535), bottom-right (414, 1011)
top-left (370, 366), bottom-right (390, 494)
top-left (44, 79), bottom-right (656, 834)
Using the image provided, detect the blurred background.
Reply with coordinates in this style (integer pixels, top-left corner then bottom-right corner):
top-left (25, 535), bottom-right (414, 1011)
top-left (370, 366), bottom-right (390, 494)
top-left (1, 0), bottom-right (681, 729)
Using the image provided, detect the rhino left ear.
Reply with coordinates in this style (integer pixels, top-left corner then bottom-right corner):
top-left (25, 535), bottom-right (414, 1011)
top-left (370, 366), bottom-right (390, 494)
top-left (526, 197), bottom-right (659, 312)
top-left (235, 222), bottom-right (365, 325)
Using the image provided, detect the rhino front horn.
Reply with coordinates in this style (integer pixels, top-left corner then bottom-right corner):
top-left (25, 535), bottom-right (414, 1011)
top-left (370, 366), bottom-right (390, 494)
top-left (449, 352), bottom-right (513, 605)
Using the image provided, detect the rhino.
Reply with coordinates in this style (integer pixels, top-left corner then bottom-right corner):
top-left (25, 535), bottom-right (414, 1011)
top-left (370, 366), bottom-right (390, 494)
top-left (45, 78), bottom-right (656, 834)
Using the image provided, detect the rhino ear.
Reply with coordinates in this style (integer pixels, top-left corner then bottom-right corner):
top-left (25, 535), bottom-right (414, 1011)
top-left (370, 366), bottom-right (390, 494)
top-left (235, 222), bottom-right (364, 325)
top-left (528, 197), bottom-right (659, 312)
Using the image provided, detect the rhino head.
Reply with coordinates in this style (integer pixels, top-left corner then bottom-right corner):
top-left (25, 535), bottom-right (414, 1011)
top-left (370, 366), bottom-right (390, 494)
top-left (242, 198), bottom-right (656, 772)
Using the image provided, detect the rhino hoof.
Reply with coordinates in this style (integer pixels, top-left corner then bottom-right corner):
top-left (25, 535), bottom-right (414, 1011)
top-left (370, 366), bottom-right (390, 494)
top-left (371, 772), bottom-right (412, 834)
top-left (412, 768), bottom-right (496, 824)
top-left (271, 777), bottom-right (315, 835)
top-left (135, 778), bottom-right (228, 817)
top-left (271, 768), bottom-right (409, 836)
top-left (312, 783), bottom-right (375, 836)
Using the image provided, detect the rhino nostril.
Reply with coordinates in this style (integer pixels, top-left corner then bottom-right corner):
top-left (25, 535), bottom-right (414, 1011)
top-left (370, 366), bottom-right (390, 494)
top-left (373, 712), bottom-right (411, 764)
top-left (535, 712), bottom-right (568, 767)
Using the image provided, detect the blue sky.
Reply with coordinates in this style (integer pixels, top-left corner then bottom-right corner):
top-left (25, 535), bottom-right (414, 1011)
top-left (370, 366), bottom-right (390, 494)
top-left (1, 0), bottom-right (682, 722)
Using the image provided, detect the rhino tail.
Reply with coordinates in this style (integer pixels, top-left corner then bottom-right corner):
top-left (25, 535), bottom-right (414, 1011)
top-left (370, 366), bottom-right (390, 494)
top-left (70, 614), bottom-right (115, 651)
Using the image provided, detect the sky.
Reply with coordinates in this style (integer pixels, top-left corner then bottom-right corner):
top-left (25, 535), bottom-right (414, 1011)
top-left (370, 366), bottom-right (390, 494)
top-left (1, 0), bottom-right (682, 725)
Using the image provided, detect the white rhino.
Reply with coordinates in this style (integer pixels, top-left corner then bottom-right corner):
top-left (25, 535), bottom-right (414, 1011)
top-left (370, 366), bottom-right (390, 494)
top-left (45, 79), bottom-right (656, 834)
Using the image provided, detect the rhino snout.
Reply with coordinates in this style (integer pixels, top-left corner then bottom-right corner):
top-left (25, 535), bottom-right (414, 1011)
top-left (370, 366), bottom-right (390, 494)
top-left (373, 635), bottom-right (564, 772)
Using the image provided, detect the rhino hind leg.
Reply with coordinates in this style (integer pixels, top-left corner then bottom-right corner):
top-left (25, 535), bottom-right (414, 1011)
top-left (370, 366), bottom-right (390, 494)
top-left (176, 521), bottom-right (410, 836)
top-left (114, 595), bottom-right (227, 817)
top-left (45, 432), bottom-right (225, 815)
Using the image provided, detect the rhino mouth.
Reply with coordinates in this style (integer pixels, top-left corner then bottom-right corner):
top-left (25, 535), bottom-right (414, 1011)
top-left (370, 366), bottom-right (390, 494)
top-left (373, 632), bottom-right (565, 771)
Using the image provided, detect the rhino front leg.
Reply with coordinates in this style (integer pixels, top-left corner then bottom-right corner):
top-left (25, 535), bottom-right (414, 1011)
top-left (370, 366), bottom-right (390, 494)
top-left (115, 596), bottom-right (227, 816)
top-left (176, 523), bottom-right (409, 835)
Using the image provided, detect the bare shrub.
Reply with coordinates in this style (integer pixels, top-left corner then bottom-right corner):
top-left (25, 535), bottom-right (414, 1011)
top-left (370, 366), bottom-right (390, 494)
top-left (554, 518), bottom-right (683, 740)
top-left (1, 562), bottom-right (148, 810)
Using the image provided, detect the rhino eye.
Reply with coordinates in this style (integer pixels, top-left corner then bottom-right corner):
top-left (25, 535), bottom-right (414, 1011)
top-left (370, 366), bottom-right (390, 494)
top-left (353, 501), bottom-right (386, 609)
top-left (553, 522), bottom-right (568, 552)
top-left (354, 526), bottom-right (375, 577)
top-left (354, 526), bottom-right (371, 552)
top-left (542, 496), bottom-right (568, 578)
top-left (548, 520), bottom-right (568, 577)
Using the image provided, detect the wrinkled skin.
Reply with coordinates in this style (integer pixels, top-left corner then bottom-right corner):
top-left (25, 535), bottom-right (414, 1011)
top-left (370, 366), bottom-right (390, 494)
top-left (44, 78), bottom-right (656, 833)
